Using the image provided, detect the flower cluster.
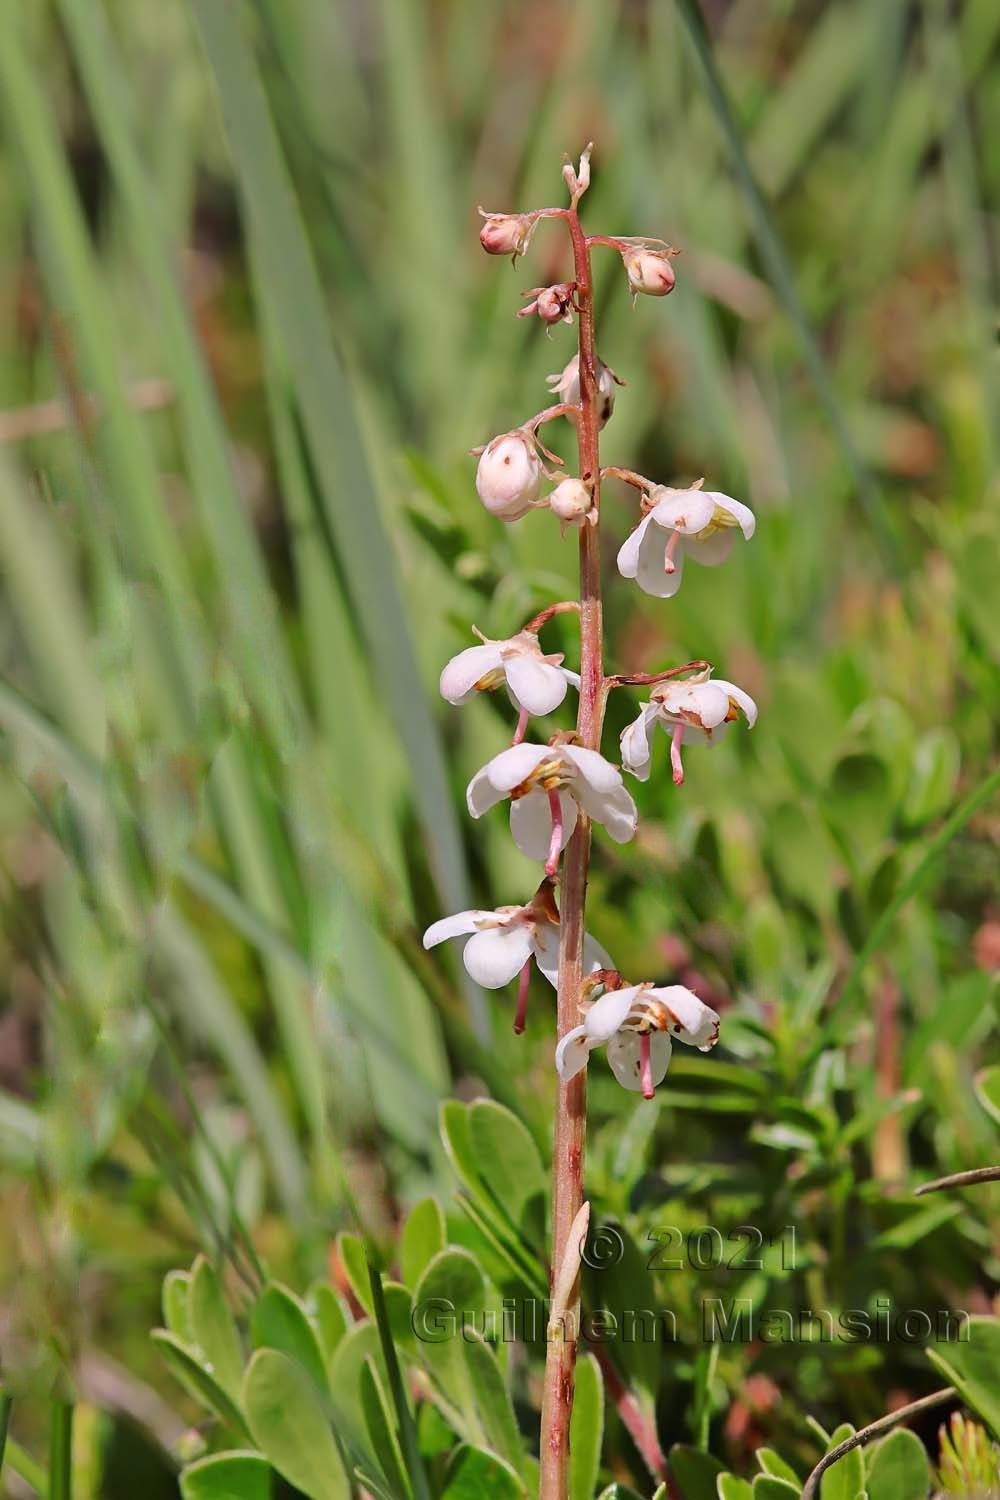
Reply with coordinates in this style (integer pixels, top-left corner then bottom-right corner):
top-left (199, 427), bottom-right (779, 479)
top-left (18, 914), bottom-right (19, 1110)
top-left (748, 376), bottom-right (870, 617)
top-left (423, 147), bottom-right (759, 1099)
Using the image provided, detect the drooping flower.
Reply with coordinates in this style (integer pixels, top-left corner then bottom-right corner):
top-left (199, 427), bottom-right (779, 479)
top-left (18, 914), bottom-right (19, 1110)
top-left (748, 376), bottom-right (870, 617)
top-left (548, 477), bottom-right (594, 531)
top-left (617, 484), bottom-right (755, 598)
top-left (622, 244), bottom-right (677, 298)
top-left (547, 353), bottom-right (620, 427)
top-left (466, 742), bottom-right (637, 873)
top-left (439, 628), bottom-right (579, 718)
top-left (475, 430), bottom-right (543, 521)
top-left (478, 208), bottom-right (537, 262)
top-left (423, 878), bottom-right (612, 1032)
top-left (555, 981), bottom-right (720, 1098)
top-left (621, 670), bottom-right (757, 785)
top-left (519, 283), bottom-right (576, 326)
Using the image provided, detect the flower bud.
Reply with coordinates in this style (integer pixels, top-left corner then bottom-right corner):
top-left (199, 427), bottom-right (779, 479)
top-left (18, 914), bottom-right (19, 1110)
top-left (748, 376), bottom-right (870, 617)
top-left (546, 355), bottom-right (619, 427)
top-left (519, 283), bottom-right (575, 326)
top-left (623, 246), bottom-right (676, 297)
top-left (475, 431), bottom-right (542, 521)
top-left (478, 210), bottom-right (535, 261)
top-left (548, 477), bottom-right (593, 528)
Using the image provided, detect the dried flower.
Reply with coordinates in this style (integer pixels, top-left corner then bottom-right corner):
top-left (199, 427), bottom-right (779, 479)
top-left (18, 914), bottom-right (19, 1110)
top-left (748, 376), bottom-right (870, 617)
top-left (439, 629), bottom-right (579, 717)
top-left (547, 354), bottom-right (619, 427)
top-left (621, 671), bottom-right (757, 784)
top-left (555, 981), bottom-right (720, 1098)
top-left (466, 742), bottom-right (637, 871)
top-left (475, 430), bottom-right (543, 520)
top-left (519, 283), bottom-right (576, 326)
top-left (548, 477), bottom-right (594, 531)
top-left (617, 484), bottom-right (755, 597)
top-left (478, 209), bottom-right (537, 261)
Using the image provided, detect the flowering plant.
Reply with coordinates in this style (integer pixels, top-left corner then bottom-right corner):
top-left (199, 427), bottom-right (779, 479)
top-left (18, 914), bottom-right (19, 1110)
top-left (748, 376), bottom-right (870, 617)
top-left (426, 145), bottom-right (758, 1496)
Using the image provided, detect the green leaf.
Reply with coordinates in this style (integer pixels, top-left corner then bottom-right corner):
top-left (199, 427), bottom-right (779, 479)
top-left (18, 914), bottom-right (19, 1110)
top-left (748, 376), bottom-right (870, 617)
top-left (151, 1331), bottom-right (251, 1442)
top-left (927, 1316), bottom-right (1000, 1439)
top-left (463, 1332), bottom-right (523, 1473)
top-left (670, 1444), bottom-right (724, 1498)
top-left (401, 1199), bottom-right (447, 1290)
top-left (864, 1428), bottom-right (931, 1500)
top-left (179, 1451), bottom-right (272, 1500)
top-left (718, 1477), bottom-right (755, 1500)
top-left (569, 1353), bottom-right (603, 1500)
top-left (753, 1481), bottom-right (801, 1499)
top-left (902, 729), bottom-right (960, 828)
top-left (188, 1257), bottom-right (245, 1402)
top-left (163, 1271), bottom-right (193, 1343)
top-left (466, 1099), bottom-right (547, 1236)
top-left (336, 1233), bottom-right (374, 1314)
top-left (821, 1426), bottom-right (864, 1500)
top-left (974, 1067), bottom-right (1000, 1128)
top-left (440, 1444), bottom-right (526, 1498)
top-left (251, 1283), bottom-right (329, 1395)
top-left (242, 1349), bottom-right (350, 1500)
top-left (758, 1451), bottom-right (801, 1485)
top-left (584, 1221), bottom-right (661, 1411)
top-left (359, 1357), bottom-right (411, 1500)
top-left (596, 1487), bottom-right (646, 1499)
top-left (366, 1257), bottom-right (431, 1500)
top-left (413, 1248), bottom-right (487, 1322)
top-left (306, 1283), bottom-right (349, 1365)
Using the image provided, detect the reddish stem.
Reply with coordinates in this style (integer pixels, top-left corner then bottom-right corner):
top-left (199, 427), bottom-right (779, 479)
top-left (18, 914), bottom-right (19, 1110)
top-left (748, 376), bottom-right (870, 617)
top-left (523, 599), bottom-right (581, 635)
top-left (538, 187), bottom-right (607, 1500)
top-left (545, 789), bottom-right (564, 877)
top-left (606, 659), bottom-right (712, 689)
top-left (593, 1347), bottom-right (669, 1484)
top-left (513, 958), bottom-right (531, 1035)
top-left (512, 706), bottom-right (530, 745)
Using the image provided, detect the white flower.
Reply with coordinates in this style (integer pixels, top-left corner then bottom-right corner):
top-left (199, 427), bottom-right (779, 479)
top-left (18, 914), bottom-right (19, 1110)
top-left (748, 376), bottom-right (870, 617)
top-left (423, 881), bottom-right (612, 1036)
top-left (621, 672), bottom-right (757, 784)
top-left (555, 982), bottom-right (720, 1098)
top-left (547, 354), bottom-right (618, 427)
top-left (622, 245), bottom-right (676, 297)
top-left (548, 477), bottom-right (594, 531)
top-left (617, 485), bottom-right (755, 598)
top-left (466, 742), bottom-right (637, 871)
top-left (475, 431), bottom-right (543, 521)
top-left (440, 629), bottom-right (579, 717)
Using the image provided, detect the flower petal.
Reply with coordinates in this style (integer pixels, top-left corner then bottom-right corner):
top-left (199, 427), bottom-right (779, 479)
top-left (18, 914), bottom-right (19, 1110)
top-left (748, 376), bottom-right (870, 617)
top-left (620, 704), bottom-right (659, 781)
top-left (635, 521), bottom-right (685, 598)
top-left (462, 924), bottom-right (533, 988)
top-left (687, 529), bottom-right (734, 567)
top-left (509, 789), bottom-right (577, 860)
top-left (607, 1031), bottom-right (672, 1091)
top-left (649, 487), bottom-right (715, 536)
top-left (713, 680), bottom-right (758, 727)
top-left (560, 743), bottom-right (623, 793)
top-left (616, 513), bottom-right (653, 580)
top-left (555, 1025), bottom-right (592, 1083)
top-left (533, 924), bottom-right (613, 988)
top-left (467, 744), bottom-right (548, 816)
top-left (573, 776), bottom-right (638, 844)
top-left (439, 643), bottom-right (503, 704)
top-left (651, 985), bottom-right (721, 1050)
top-left (505, 655), bottom-right (570, 716)
top-left (704, 491), bottom-right (755, 539)
top-left (583, 929), bottom-right (614, 974)
top-left (423, 909), bottom-right (496, 948)
top-left (583, 985), bottom-right (641, 1042)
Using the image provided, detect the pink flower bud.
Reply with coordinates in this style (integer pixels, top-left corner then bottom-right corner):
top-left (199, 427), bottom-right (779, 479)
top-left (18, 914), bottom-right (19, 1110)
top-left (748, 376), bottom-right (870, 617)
top-left (548, 477), bottom-right (593, 528)
top-left (546, 355), bottom-right (619, 427)
top-left (623, 246), bottom-right (676, 297)
top-left (475, 431), bottom-right (543, 521)
top-left (519, 283), bottom-right (575, 326)
top-left (478, 210), bottom-right (535, 260)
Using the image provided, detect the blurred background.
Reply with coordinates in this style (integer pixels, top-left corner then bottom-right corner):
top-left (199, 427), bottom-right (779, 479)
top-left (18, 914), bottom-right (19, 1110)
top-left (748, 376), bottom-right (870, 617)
top-left (1, 0), bottom-right (998, 1492)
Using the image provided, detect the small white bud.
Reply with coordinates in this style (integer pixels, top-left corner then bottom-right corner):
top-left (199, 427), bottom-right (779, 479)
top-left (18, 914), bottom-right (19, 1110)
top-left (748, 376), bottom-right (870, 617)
top-left (548, 477), bottom-right (593, 528)
top-left (478, 210), bottom-right (535, 261)
top-left (623, 246), bottom-right (676, 297)
top-left (546, 354), bottom-right (618, 427)
top-left (475, 431), bottom-right (543, 521)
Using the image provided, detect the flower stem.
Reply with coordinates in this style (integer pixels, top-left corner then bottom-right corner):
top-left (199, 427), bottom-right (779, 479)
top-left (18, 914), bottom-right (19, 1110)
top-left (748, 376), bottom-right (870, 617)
top-left (539, 194), bottom-right (606, 1500)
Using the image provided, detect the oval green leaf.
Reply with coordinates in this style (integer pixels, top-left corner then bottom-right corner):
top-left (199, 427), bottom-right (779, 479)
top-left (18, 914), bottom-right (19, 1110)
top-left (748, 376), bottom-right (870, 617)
top-left (242, 1349), bottom-right (349, 1500)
